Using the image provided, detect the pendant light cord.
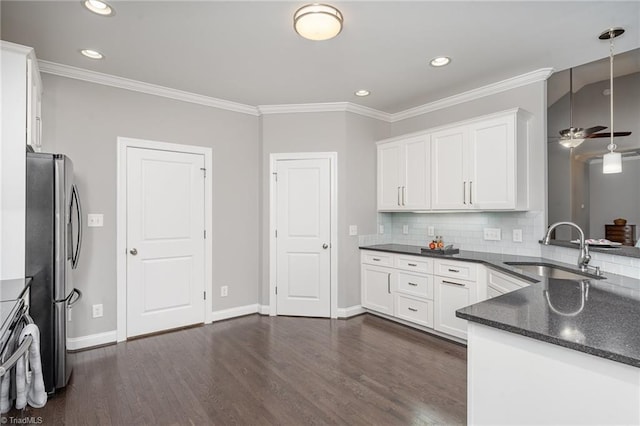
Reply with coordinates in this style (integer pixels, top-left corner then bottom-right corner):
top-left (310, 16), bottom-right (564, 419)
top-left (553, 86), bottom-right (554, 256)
top-left (609, 31), bottom-right (615, 153)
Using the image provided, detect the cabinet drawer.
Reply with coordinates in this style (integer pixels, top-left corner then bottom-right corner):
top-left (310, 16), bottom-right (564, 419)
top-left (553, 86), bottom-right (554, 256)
top-left (397, 272), bottom-right (433, 300)
top-left (434, 259), bottom-right (477, 280)
top-left (395, 294), bottom-right (434, 328)
top-left (396, 256), bottom-right (433, 273)
top-left (361, 251), bottom-right (394, 267)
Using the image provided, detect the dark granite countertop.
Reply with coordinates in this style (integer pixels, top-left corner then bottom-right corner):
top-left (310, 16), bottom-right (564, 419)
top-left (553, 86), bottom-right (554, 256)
top-left (360, 244), bottom-right (640, 368)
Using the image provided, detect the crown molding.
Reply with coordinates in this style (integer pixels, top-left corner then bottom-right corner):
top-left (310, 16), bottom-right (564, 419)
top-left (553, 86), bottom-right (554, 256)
top-left (38, 60), bottom-right (260, 116)
top-left (37, 60), bottom-right (553, 122)
top-left (1, 40), bottom-right (34, 55)
top-left (258, 102), bottom-right (391, 121)
top-left (390, 68), bottom-right (554, 123)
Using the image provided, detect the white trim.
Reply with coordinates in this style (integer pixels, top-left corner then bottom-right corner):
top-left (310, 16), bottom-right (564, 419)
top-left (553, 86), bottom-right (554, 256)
top-left (391, 68), bottom-right (554, 122)
top-left (258, 102), bottom-right (391, 121)
top-left (0, 40), bottom-right (34, 55)
top-left (269, 152), bottom-right (339, 319)
top-left (337, 305), bottom-right (366, 318)
top-left (116, 137), bottom-right (213, 342)
top-left (258, 305), bottom-right (270, 315)
top-left (38, 60), bottom-right (259, 116)
top-left (211, 304), bottom-right (259, 322)
top-left (37, 59), bottom-right (552, 122)
top-left (67, 330), bottom-right (117, 351)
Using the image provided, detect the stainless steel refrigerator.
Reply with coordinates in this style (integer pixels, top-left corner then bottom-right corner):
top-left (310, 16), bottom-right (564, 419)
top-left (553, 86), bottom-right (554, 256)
top-left (25, 152), bottom-right (82, 394)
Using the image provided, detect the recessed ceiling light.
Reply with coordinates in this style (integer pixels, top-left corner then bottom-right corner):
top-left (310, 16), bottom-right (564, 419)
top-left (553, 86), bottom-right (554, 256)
top-left (354, 90), bottom-right (370, 97)
top-left (83, 0), bottom-right (114, 16)
top-left (80, 49), bottom-right (104, 59)
top-left (430, 56), bottom-right (451, 67)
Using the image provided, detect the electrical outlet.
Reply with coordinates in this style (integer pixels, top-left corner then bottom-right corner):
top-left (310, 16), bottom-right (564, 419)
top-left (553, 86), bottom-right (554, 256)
top-left (427, 226), bottom-right (435, 237)
top-left (403, 225), bottom-right (409, 235)
top-left (379, 225), bottom-right (384, 234)
top-left (92, 304), bottom-right (103, 318)
top-left (87, 213), bottom-right (104, 227)
top-left (513, 229), bottom-right (523, 243)
top-left (483, 228), bottom-right (502, 241)
top-left (349, 225), bottom-right (358, 236)
top-left (221, 286), bottom-right (228, 297)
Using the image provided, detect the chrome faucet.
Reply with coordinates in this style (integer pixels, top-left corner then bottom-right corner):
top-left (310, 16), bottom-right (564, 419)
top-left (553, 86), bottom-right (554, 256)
top-left (542, 221), bottom-right (591, 272)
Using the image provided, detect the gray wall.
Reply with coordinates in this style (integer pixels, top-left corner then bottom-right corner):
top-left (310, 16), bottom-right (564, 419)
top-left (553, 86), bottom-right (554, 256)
top-left (259, 112), bottom-right (388, 309)
top-left (42, 74), bottom-right (260, 337)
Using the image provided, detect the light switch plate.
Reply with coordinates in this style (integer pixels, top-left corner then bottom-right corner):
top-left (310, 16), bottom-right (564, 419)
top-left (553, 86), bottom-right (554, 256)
top-left (427, 226), bottom-right (435, 237)
top-left (88, 214), bottom-right (104, 227)
top-left (513, 229), bottom-right (523, 242)
top-left (483, 228), bottom-right (502, 241)
top-left (349, 225), bottom-right (358, 236)
top-left (402, 225), bottom-right (409, 235)
top-left (379, 225), bottom-right (384, 234)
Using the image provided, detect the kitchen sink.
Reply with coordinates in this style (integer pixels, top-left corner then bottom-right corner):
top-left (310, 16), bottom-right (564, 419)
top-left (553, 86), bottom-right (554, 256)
top-left (504, 262), bottom-right (604, 280)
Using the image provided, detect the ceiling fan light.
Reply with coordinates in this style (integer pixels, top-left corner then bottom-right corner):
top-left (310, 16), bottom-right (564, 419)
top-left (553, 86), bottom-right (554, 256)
top-left (294, 4), bottom-right (343, 41)
top-left (559, 138), bottom-right (585, 148)
top-left (603, 151), bottom-right (622, 174)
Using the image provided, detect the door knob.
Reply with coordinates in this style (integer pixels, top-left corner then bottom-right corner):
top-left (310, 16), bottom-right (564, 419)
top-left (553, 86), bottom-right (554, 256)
top-left (322, 243), bottom-right (329, 249)
top-left (130, 248), bottom-right (138, 255)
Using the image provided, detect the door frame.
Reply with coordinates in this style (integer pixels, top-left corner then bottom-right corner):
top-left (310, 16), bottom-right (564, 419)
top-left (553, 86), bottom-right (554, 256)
top-left (116, 137), bottom-right (213, 342)
top-left (269, 152), bottom-right (338, 318)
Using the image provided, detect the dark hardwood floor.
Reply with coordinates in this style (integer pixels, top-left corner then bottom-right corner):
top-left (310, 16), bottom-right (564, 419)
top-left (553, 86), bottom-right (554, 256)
top-left (6, 314), bottom-right (467, 425)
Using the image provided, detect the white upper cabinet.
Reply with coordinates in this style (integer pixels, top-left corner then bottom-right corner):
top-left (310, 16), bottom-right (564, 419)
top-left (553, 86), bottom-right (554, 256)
top-left (431, 126), bottom-right (468, 210)
top-left (378, 108), bottom-right (531, 212)
top-left (377, 135), bottom-right (430, 211)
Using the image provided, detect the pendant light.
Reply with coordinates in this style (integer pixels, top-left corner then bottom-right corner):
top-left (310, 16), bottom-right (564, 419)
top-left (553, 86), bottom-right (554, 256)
top-left (600, 27), bottom-right (624, 174)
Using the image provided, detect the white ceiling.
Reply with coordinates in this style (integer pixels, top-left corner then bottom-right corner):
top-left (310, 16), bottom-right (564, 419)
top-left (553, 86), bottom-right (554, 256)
top-left (2, 1), bottom-right (639, 114)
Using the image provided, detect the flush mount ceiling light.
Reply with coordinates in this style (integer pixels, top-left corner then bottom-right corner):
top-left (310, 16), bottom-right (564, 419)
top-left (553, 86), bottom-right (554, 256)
top-left (354, 89), bottom-right (370, 97)
top-left (82, 0), bottom-right (114, 16)
top-left (429, 56), bottom-right (451, 67)
top-left (600, 27), bottom-right (624, 174)
top-left (294, 3), bottom-right (343, 41)
top-left (80, 49), bottom-right (104, 59)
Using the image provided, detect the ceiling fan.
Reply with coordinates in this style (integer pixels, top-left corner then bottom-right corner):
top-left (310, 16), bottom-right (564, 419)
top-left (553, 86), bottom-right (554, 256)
top-left (555, 68), bottom-right (631, 148)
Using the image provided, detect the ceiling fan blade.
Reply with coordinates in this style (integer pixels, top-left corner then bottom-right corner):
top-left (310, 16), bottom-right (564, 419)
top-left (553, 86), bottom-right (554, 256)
top-left (578, 125), bottom-right (607, 137)
top-left (585, 131), bottom-right (632, 139)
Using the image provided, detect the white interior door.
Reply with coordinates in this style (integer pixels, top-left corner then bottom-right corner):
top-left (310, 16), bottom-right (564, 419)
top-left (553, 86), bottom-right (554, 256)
top-left (126, 147), bottom-right (205, 337)
top-left (276, 158), bottom-right (331, 317)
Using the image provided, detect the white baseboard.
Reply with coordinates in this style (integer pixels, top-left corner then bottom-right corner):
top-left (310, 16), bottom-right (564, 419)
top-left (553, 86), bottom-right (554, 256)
top-left (337, 305), bottom-right (366, 319)
top-left (67, 330), bottom-right (117, 351)
top-left (258, 305), bottom-right (270, 315)
top-left (211, 304), bottom-right (259, 322)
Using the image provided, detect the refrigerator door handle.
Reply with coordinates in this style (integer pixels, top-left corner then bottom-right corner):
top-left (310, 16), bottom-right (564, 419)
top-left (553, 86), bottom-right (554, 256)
top-left (54, 288), bottom-right (82, 306)
top-left (70, 184), bottom-right (83, 269)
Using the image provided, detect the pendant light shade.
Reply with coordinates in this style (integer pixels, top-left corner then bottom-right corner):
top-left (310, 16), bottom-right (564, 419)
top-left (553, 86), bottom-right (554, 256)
top-left (603, 151), bottom-right (622, 174)
top-left (294, 4), bottom-right (343, 41)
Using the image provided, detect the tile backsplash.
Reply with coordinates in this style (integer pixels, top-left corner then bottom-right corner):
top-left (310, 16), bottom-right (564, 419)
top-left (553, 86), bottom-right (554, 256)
top-left (360, 210), bottom-right (546, 257)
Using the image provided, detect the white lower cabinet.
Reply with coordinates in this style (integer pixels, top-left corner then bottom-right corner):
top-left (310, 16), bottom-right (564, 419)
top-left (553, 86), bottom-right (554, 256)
top-left (395, 294), bottom-right (434, 328)
top-left (434, 275), bottom-right (478, 339)
top-left (361, 264), bottom-right (394, 315)
top-left (486, 268), bottom-right (530, 296)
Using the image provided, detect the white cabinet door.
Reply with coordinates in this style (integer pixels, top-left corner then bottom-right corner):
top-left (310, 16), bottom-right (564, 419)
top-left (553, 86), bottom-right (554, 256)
top-left (402, 136), bottom-right (430, 209)
top-left (434, 276), bottom-right (478, 339)
top-left (377, 142), bottom-right (403, 210)
top-left (468, 115), bottom-right (516, 209)
top-left (431, 126), bottom-right (468, 210)
top-left (361, 264), bottom-right (393, 315)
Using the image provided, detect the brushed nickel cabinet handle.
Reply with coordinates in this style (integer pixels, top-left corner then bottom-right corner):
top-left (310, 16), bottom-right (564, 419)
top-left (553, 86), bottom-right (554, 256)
top-left (373, 258), bottom-right (381, 262)
top-left (402, 186), bottom-right (406, 206)
top-left (442, 280), bottom-right (466, 287)
top-left (470, 181), bottom-right (473, 205)
top-left (408, 263), bottom-right (417, 267)
top-left (408, 307), bottom-right (418, 312)
top-left (463, 182), bottom-right (466, 205)
top-left (408, 282), bottom-right (418, 286)
top-left (398, 187), bottom-right (401, 206)
top-left (387, 273), bottom-right (391, 294)
top-left (448, 268), bottom-right (460, 273)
